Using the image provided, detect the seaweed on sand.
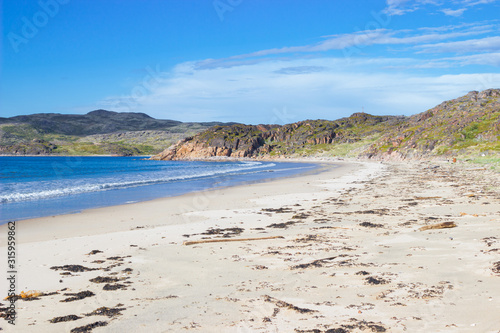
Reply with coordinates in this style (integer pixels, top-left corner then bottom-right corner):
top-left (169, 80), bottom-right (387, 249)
top-left (70, 321), bottom-right (108, 333)
top-left (60, 291), bottom-right (95, 303)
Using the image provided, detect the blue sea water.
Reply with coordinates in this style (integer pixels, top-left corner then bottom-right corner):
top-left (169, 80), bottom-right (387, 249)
top-left (0, 156), bottom-right (318, 223)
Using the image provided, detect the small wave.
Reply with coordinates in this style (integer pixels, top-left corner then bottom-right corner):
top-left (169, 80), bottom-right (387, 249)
top-left (0, 161), bottom-right (274, 203)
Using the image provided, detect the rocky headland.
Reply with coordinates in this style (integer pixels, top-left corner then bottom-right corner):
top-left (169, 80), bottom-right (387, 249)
top-left (152, 89), bottom-right (499, 162)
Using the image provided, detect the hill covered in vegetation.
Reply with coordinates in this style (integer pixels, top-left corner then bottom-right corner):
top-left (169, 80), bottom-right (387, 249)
top-left (0, 110), bottom-right (232, 156)
top-left (153, 89), bottom-right (499, 161)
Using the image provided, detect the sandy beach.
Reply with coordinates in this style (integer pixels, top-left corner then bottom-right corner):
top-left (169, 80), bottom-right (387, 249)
top-left (1, 159), bottom-right (499, 332)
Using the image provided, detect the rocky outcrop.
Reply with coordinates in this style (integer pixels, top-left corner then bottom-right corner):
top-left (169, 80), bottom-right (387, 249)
top-left (152, 115), bottom-right (404, 160)
top-left (153, 89), bottom-right (500, 161)
top-left (152, 124), bottom-right (276, 160)
top-left (263, 120), bottom-right (338, 144)
top-left (0, 139), bottom-right (57, 155)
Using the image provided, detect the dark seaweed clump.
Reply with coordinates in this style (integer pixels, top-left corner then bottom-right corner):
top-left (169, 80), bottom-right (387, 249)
top-left (103, 283), bottom-right (128, 291)
top-left (359, 222), bottom-right (384, 228)
top-left (492, 261), bottom-right (500, 274)
top-left (70, 321), bottom-right (108, 333)
top-left (86, 306), bottom-right (126, 318)
top-left (365, 276), bottom-right (389, 285)
top-left (89, 276), bottom-right (119, 284)
top-left (267, 221), bottom-right (299, 229)
top-left (49, 315), bottom-right (81, 323)
top-left (50, 265), bottom-right (98, 273)
top-left (202, 227), bottom-right (244, 238)
top-left (262, 207), bottom-right (294, 213)
top-left (60, 291), bottom-right (95, 303)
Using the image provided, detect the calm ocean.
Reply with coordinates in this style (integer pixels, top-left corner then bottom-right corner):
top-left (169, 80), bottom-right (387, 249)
top-left (0, 156), bottom-right (318, 223)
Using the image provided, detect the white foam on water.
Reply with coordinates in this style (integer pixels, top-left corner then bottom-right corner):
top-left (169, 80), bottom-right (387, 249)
top-left (0, 161), bottom-right (275, 203)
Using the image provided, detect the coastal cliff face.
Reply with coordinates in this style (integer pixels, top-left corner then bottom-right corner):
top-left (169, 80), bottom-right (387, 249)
top-left (152, 89), bottom-right (500, 161)
top-left (152, 115), bottom-right (406, 160)
top-left (152, 124), bottom-right (276, 160)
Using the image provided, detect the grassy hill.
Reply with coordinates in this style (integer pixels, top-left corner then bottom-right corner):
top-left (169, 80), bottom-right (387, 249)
top-left (363, 89), bottom-right (500, 159)
top-left (153, 89), bottom-right (499, 165)
top-left (0, 110), bottom-right (232, 156)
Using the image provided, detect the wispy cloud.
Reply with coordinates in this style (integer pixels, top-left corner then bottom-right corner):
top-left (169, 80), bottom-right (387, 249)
top-left (95, 57), bottom-right (499, 124)
top-left (92, 15), bottom-right (499, 124)
top-left (419, 36), bottom-right (500, 53)
top-left (459, 0), bottom-right (497, 6)
top-left (385, 0), bottom-right (417, 15)
top-left (384, 0), bottom-right (499, 16)
top-left (195, 22), bottom-right (495, 70)
top-left (451, 52), bottom-right (500, 65)
top-left (397, 52), bottom-right (500, 68)
top-left (273, 66), bottom-right (329, 75)
top-left (441, 8), bottom-right (467, 16)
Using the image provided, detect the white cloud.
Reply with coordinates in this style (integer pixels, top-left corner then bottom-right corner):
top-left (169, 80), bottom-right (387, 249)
top-left (194, 23), bottom-right (494, 71)
top-left (441, 8), bottom-right (467, 16)
top-left (384, 0), bottom-right (499, 16)
top-left (419, 36), bottom-right (500, 53)
top-left (372, 52), bottom-right (500, 69)
top-left (95, 57), bottom-right (500, 124)
top-left (385, 0), bottom-right (418, 15)
top-left (90, 14), bottom-right (499, 124)
top-left (459, 0), bottom-right (497, 6)
top-left (451, 52), bottom-right (500, 65)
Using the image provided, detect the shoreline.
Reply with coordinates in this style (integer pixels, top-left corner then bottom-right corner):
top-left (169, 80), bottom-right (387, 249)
top-left (0, 159), bottom-right (499, 332)
top-left (0, 158), bottom-right (323, 225)
top-left (0, 155), bottom-right (154, 157)
top-left (2, 160), bottom-right (346, 244)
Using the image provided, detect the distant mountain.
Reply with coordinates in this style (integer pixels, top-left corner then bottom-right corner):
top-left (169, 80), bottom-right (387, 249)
top-left (152, 89), bottom-right (499, 161)
top-left (0, 110), bottom-right (234, 156)
top-left (0, 110), bottom-right (224, 136)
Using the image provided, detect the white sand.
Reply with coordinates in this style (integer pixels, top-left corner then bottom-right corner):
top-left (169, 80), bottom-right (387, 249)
top-left (0, 160), bottom-right (499, 332)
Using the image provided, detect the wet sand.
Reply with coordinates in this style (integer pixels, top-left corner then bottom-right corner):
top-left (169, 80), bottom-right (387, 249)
top-left (0, 160), bottom-right (499, 332)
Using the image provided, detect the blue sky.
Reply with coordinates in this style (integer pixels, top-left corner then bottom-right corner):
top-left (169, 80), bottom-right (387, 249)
top-left (1, 0), bottom-right (499, 124)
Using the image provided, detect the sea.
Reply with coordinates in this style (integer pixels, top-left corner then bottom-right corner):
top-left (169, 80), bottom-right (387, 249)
top-left (0, 156), bottom-right (318, 223)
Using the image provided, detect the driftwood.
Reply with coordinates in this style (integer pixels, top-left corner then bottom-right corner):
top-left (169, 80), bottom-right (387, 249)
top-left (183, 235), bottom-right (284, 246)
top-left (263, 295), bottom-right (317, 313)
top-left (419, 222), bottom-right (457, 231)
top-left (290, 256), bottom-right (341, 270)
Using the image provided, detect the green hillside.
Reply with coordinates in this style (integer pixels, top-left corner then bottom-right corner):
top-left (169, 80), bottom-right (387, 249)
top-left (0, 110), bottom-right (232, 156)
top-left (153, 89), bottom-right (500, 166)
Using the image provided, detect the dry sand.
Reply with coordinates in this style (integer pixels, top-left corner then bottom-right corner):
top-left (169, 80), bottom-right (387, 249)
top-left (0, 160), bottom-right (499, 332)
